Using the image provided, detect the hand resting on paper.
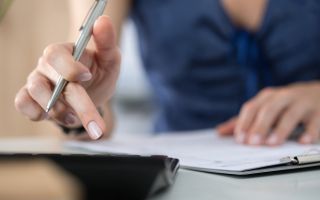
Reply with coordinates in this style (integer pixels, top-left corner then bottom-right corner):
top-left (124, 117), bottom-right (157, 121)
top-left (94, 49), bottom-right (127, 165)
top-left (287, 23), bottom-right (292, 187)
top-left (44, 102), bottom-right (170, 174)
top-left (217, 82), bottom-right (320, 146)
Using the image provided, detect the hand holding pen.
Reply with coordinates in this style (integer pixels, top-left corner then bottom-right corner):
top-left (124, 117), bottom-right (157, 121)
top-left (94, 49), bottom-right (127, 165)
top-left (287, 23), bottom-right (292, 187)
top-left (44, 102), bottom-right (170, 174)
top-left (15, 0), bottom-right (121, 140)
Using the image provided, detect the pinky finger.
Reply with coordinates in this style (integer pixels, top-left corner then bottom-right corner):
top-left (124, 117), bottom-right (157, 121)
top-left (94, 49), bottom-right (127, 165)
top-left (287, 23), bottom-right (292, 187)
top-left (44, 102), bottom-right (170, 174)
top-left (15, 87), bottom-right (47, 121)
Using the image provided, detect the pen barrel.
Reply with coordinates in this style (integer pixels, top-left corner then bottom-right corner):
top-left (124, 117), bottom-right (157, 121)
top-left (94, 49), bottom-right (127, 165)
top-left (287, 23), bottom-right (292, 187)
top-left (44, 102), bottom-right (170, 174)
top-left (73, 30), bottom-right (91, 61)
top-left (72, 0), bottom-right (107, 61)
top-left (46, 0), bottom-right (107, 112)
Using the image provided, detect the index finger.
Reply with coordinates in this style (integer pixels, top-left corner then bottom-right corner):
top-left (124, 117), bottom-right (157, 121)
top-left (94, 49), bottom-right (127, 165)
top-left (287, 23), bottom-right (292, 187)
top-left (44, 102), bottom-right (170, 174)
top-left (43, 43), bottom-right (92, 82)
top-left (64, 82), bottom-right (106, 140)
top-left (235, 88), bottom-right (275, 143)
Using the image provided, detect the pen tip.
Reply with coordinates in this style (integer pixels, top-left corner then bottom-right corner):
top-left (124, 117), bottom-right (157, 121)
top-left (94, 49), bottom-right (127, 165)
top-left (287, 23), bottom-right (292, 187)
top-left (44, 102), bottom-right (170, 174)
top-left (45, 107), bottom-right (50, 113)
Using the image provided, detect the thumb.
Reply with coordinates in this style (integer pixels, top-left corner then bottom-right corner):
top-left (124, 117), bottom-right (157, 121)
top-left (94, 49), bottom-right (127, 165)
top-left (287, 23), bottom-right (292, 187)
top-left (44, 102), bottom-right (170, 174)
top-left (92, 15), bottom-right (118, 66)
top-left (216, 117), bottom-right (237, 136)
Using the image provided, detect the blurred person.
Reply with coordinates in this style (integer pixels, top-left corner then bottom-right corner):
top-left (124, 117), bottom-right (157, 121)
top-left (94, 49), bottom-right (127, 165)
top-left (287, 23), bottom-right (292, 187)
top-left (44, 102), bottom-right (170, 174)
top-left (15, 0), bottom-right (320, 145)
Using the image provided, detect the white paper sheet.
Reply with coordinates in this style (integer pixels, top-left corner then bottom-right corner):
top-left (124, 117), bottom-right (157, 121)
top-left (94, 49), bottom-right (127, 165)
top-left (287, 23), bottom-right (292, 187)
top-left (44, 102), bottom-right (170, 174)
top-left (65, 130), bottom-right (320, 172)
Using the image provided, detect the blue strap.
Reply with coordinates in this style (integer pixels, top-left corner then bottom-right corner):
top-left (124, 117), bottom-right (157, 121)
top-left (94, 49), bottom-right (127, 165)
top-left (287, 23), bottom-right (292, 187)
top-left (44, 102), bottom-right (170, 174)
top-left (234, 30), bottom-right (273, 102)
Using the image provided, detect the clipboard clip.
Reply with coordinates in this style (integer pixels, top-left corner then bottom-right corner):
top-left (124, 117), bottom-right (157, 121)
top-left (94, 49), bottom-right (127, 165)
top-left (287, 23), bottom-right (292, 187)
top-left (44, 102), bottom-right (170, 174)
top-left (281, 153), bottom-right (320, 165)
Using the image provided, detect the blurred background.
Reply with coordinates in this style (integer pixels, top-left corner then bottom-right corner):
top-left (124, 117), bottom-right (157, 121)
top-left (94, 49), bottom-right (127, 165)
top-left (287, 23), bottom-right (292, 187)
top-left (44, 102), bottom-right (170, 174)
top-left (0, 0), bottom-right (154, 138)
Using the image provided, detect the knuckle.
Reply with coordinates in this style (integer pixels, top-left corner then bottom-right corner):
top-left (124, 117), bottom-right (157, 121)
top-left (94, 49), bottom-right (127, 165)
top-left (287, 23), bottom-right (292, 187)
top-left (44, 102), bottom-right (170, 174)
top-left (260, 87), bottom-right (275, 97)
top-left (26, 71), bottom-right (37, 83)
top-left (277, 89), bottom-right (292, 99)
top-left (256, 111), bottom-right (270, 125)
top-left (260, 104), bottom-right (273, 116)
top-left (27, 79), bottom-right (42, 98)
top-left (16, 98), bottom-right (43, 121)
top-left (37, 57), bottom-right (45, 67)
top-left (242, 101), bottom-right (256, 112)
top-left (36, 57), bottom-right (51, 76)
top-left (43, 44), bottom-right (59, 63)
top-left (256, 114), bottom-right (270, 128)
top-left (36, 57), bottom-right (48, 72)
top-left (14, 88), bottom-right (44, 121)
top-left (14, 91), bottom-right (27, 112)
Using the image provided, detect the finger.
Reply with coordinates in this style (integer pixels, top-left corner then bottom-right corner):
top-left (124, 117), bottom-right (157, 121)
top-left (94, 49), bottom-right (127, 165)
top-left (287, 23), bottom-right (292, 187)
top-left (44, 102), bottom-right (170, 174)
top-left (92, 15), bottom-right (119, 67)
top-left (43, 43), bottom-right (92, 82)
top-left (266, 103), bottom-right (307, 146)
top-left (26, 71), bottom-right (81, 126)
top-left (246, 95), bottom-right (291, 145)
top-left (235, 88), bottom-right (275, 143)
top-left (15, 87), bottom-right (47, 121)
top-left (26, 71), bottom-right (54, 111)
top-left (36, 57), bottom-right (60, 84)
top-left (216, 117), bottom-right (237, 136)
top-left (299, 113), bottom-right (320, 144)
top-left (64, 82), bottom-right (106, 140)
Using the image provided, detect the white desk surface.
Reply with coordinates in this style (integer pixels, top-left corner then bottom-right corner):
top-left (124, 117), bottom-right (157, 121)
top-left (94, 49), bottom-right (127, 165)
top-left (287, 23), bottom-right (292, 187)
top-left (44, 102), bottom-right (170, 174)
top-left (0, 137), bottom-right (319, 200)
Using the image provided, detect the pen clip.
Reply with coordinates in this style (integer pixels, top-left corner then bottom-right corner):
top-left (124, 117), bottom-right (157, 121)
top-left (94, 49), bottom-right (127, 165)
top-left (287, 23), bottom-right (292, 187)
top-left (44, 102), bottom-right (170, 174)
top-left (79, 0), bottom-right (99, 31)
top-left (72, 0), bottom-right (107, 60)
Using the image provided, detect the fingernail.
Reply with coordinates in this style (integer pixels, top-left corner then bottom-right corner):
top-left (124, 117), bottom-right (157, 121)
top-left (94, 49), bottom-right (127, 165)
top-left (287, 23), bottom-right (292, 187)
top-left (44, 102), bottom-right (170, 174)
top-left (236, 132), bottom-right (245, 143)
top-left (249, 134), bottom-right (261, 145)
top-left (301, 135), bottom-right (312, 144)
top-left (266, 134), bottom-right (278, 145)
top-left (88, 121), bottom-right (102, 140)
top-left (64, 113), bottom-right (76, 125)
top-left (78, 72), bottom-right (92, 81)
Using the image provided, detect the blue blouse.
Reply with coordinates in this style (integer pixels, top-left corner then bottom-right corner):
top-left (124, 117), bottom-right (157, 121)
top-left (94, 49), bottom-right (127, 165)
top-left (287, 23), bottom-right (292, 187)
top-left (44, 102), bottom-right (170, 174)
top-left (131, 0), bottom-right (320, 132)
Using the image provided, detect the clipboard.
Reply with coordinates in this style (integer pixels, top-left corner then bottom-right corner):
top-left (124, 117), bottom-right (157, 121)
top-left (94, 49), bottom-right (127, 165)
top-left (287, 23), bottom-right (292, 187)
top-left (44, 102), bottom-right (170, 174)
top-left (187, 153), bottom-right (320, 176)
top-left (65, 131), bottom-right (320, 177)
top-left (0, 153), bottom-right (179, 200)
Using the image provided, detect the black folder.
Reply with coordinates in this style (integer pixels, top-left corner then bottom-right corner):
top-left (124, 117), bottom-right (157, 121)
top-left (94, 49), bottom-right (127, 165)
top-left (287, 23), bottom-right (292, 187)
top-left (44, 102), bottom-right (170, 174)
top-left (0, 153), bottom-right (179, 200)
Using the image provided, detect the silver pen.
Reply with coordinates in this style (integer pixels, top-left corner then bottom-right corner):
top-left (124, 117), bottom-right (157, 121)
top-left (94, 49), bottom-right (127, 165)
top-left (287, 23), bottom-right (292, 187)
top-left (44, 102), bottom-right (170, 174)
top-left (46, 0), bottom-right (108, 113)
